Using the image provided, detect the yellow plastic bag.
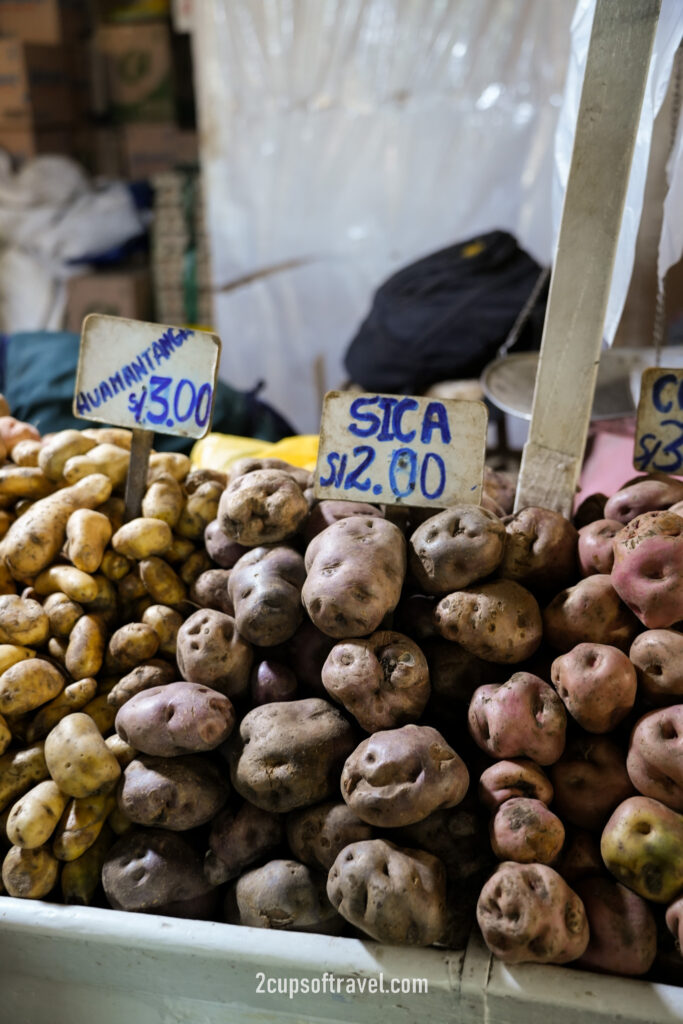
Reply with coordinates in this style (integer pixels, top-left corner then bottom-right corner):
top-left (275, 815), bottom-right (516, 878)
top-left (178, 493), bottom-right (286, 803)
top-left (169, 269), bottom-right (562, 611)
top-left (191, 434), bottom-right (318, 474)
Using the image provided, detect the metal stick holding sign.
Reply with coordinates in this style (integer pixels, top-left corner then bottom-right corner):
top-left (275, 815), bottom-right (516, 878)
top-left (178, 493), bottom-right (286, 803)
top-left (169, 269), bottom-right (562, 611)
top-left (73, 314), bottom-right (221, 519)
top-left (314, 391), bottom-right (488, 509)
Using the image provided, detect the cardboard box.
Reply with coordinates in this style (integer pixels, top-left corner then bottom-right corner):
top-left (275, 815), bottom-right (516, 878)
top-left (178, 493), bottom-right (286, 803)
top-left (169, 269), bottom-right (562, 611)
top-left (0, 39), bottom-right (72, 125)
top-left (0, 0), bottom-right (88, 45)
top-left (0, 123), bottom-right (72, 159)
top-left (121, 122), bottom-right (196, 178)
top-left (95, 21), bottom-right (174, 122)
top-left (65, 268), bottom-right (151, 332)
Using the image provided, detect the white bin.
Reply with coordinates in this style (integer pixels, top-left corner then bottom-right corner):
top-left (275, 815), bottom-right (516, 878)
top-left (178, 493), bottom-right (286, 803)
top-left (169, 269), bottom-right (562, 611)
top-left (0, 899), bottom-right (681, 1024)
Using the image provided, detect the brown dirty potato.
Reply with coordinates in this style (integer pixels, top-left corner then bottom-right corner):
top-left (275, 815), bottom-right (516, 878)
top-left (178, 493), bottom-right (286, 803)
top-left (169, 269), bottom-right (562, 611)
top-left (327, 838), bottom-right (447, 945)
top-left (543, 574), bottom-right (640, 653)
top-left (189, 569), bottom-right (234, 615)
top-left (218, 469), bottom-right (309, 546)
top-left (106, 622), bottom-right (159, 672)
top-left (322, 630), bottom-right (430, 732)
top-left (408, 504), bottom-right (505, 595)
top-left (207, 802), bottom-right (284, 885)
top-left (228, 698), bottom-right (356, 813)
top-left (550, 734), bottom-right (635, 831)
top-left (479, 759), bottom-right (554, 812)
top-left (233, 858), bottom-right (341, 934)
top-left (203, 519), bottom-right (248, 568)
top-left (176, 608), bottom-right (252, 699)
top-left (629, 629), bottom-right (683, 705)
top-left (498, 506), bottom-right (578, 591)
top-left (388, 805), bottom-right (492, 885)
top-left (226, 456), bottom-right (311, 491)
top-left (287, 801), bottom-right (373, 873)
top-left (489, 797), bottom-right (565, 865)
top-left (574, 875), bottom-right (657, 976)
top-left (468, 674), bottom-right (567, 766)
top-left (102, 828), bottom-right (213, 911)
top-left (106, 659), bottom-right (176, 709)
top-left (476, 861), bottom-right (589, 964)
top-left (117, 754), bottom-right (229, 831)
top-left (303, 500), bottom-right (384, 546)
top-left (0, 595), bottom-right (49, 647)
top-left (340, 724), bottom-right (469, 827)
top-left (115, 682), bottom-right (235, 757)
top-left (228, 545), bottom-right (305, 647)
top-left (302, 516), bottom-right (406, 639)
top-left (434, 580), bottom-right (542, 664)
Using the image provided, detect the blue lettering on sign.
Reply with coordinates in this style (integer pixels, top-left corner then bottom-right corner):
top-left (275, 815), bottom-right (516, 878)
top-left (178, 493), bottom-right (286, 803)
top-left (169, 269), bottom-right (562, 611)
top-left (652, 373), bottom-right (677, 414)
top-left (348, 396), bottom-right (381, 437)
top-left (420, 402), bottom-right (451, 444)
top-left (347, 396), bottom-right (450, 444)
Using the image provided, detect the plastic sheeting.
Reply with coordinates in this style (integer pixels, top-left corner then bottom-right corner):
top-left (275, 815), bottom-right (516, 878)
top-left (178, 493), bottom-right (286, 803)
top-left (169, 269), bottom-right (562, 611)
top-left (0, 155), bottom-right (146, 334)
top-left (554, 0), bottom-right (683, 347)
top-left (194, 0), bottom-right (575, 433)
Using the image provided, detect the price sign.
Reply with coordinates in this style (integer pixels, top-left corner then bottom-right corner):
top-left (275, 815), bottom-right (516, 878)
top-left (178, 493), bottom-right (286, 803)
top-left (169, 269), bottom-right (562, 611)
top-left (73, 314), bottom-right (221, 439)
top-left (633, 367), bottom-right (683, 476)
top-left (315, 391), bottom-right (488, 508)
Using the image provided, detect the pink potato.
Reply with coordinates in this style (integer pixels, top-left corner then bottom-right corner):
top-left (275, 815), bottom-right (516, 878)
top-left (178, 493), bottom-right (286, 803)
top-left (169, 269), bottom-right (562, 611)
top-left (490, 797), bottom-right (565, 864)
top-left (543, 574), bottom-right (639, 653)
top-left (498, 506), bottom-right (578, 591)
top-left (550, 734), bottom-right (635, 831)
top-left (573, 492), bottom-right (607, 529)
top-left (478, 759), bottom-right (553, 811)
top-left (467, 673), bottom-right (566, 766)
top-left (574, 875), bottom-right (657, 976)
top-left (476, 861), bottom-right (589, 964)
top-left (577, 519), bottom-right (623, 576)
top-left (250, 660), bottom-right (298, 705)
top-left (627, 705), bottom-right (683, 811)
top-left (550, 643), bottom-right (637, 733)
top-left (629, 629), bottom-right (683, 705)
top-left (115, 681), bottom-right (235, 756)
top-left (434, 580), bottom-right (543, 664)
top-left (604, 478), bottom-right (683, 524)
top-left (611, 511), bottom-right (683, 628)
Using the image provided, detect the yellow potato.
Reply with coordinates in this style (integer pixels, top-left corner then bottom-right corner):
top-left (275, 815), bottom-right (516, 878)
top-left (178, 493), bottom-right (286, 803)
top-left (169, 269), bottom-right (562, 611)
top-left (10, 439), bottom-right (42, 467)
top-left (0, 713), bottom-right (10, 755)
top-left (81, 694), bottom-right (116, 735)
top-left (81, 427), bottom-right (132, 451)
top-left (0, 658), bottom-right (64, 716)
top-left (63, 443), bottom-right (130, 489)
top-left (38, 429), bottom-right (97, 482)
top-left (142, 604), bottom-right (182, 659)
top-left (0, 562), bottom-right (16, 596)
top-left (43, 593), bottom-right (83, 638)
top-left (141, 473), bottom-right (184, 528)
top-left (0, 644), bottom-right (35, 674)
top-left (65, 508), bottom-right (112, 573)
top-left (0, 509), bottom-right (13, 538)
top-left (52, 789), bottom-right (117, 861)
top-left (97, 496), bottom-right (126, 533)
top-left (134, 596), bottom-right (155, 619)
top-left (61, 824), bottom-right (114, 905)
top-left (100, 549), bottom-right (132, 582)
top-left (117, 569), bottom-right (147, 603)
top-left (26, 678), bottom-right (98, 743)
top-left (0, 466), bottom-right (52, 500)
top-left (106, 622), bottom-right (159, 673)
top-left (6, 780), bottom-right (68, 848)
top-left (0, 595), bottom-right (49, 646)
top-left (47, 636), bottom-right (68, 666)
top-left (44, 713), bottom-right (120, 798)
top-left (105, 734), bottom-right (137, 769)
top-left (65, 614), bottom-right (106, 680)
top-left (0, 743), bottom-right (48, 811)
top-left (164, 535), bottom-right (195, 565)
top-left (107, 804), bottom-right (132, 836)
top-left (179, 549), bottom-right (212, 586)
top-left (83, 574), bottom-right (118, 624)
top-left (138, 556), bottom-right (186, 605)
top-left (2, 843), bottom-right (59, 898)
top-left (34, 565), bottom-right (99, 603)
top-left (147, 451), bottom-right (191, 483)
top-left (0, 416), bottom-right (39, 453)
top-left (111, 517), bottom-right (173, 559)
top-left (0, 473), bottom-right (112, 578)
top-left (176, 481), bottom-right (223, 540)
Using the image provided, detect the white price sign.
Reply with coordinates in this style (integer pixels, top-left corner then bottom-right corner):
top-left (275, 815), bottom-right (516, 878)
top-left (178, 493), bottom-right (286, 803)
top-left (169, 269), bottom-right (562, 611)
top-left (315, 391), bottom-right (488, 508)
top-left (633, 367), bottom-right (683, 476)
top-left (73, 315), bottom-right (221, 439)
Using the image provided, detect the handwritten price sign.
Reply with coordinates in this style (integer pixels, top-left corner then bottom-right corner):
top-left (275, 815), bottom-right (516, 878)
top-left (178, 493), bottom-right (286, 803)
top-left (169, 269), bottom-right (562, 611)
top-left (73, 314), bottom-right (221, 439)
top-left (633, 367), bottom-right (683, 476)
top-left (315, 391), bottom-right (487, 508)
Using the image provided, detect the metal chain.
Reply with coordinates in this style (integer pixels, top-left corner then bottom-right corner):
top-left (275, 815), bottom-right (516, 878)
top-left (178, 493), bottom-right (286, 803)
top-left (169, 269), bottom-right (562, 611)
top-left (653, 41), bottom-right (683, 366)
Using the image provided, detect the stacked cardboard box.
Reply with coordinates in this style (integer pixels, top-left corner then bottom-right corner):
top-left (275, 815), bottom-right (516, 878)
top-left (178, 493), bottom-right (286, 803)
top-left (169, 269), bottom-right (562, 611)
top-left (0, 0), bottom-right (88, 160)
top-left (65, 265), bottom-right (152, 332)
top-left (152, 168), bottom-right (211, 326)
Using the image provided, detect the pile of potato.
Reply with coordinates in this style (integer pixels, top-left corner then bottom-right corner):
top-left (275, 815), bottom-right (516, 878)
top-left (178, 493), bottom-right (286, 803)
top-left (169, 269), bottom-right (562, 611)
top-left (0, 406), bottom-right (682, 986)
